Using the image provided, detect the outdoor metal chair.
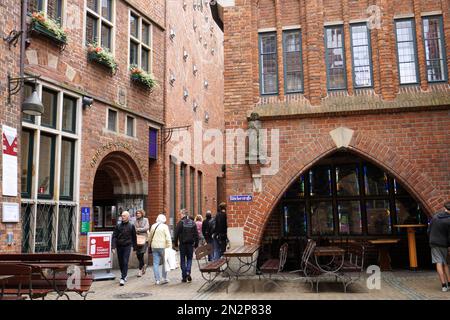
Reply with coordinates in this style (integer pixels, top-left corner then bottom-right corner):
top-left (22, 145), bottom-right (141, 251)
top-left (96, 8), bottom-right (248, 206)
top-left (259, 243), bottom-right (289, 291)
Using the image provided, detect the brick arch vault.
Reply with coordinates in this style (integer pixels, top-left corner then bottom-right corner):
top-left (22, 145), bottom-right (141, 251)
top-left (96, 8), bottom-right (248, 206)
top-left (243, 129), bottom-right (446, 245)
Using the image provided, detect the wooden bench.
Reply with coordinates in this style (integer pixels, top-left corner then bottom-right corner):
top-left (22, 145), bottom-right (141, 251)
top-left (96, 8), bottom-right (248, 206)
top-left (0, 254), bottom-right (94, 300)
top-left (195, 244), bottom-right (229, 292)
top-left (259, 243), bottom-right (288, 290)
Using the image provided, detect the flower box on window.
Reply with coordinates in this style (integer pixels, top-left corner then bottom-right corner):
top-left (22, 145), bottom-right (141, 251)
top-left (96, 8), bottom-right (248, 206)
top-left (87, 44), bottom-right (118, 74)
top-left (129, 65), bottom-right (157, 90)
top-left (30, 12), bottom-right (67, 47)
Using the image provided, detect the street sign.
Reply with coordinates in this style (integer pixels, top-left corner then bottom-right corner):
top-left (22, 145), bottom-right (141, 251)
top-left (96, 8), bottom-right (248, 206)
top-left (229, 195), bottom-right (253, 202)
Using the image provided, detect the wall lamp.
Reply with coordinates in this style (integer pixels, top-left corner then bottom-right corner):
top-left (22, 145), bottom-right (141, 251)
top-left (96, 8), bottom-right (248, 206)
top-left (82, 96), bottom-right (94, 109)
top-left (8, 73), bottom-right (43, 116)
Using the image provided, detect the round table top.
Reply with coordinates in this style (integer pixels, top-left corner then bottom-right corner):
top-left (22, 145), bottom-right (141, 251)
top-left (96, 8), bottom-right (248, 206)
top-left (393, 224), bottom-right (427, 228)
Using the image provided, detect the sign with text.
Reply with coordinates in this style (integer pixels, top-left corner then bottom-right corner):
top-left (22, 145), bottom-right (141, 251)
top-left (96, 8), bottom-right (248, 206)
top-left (2, 125), bottom-right (18, 196)
top-left (80, 207), bottom-right (91, 234)
top-left (87, 232), bottom-right (113, 271)
top-left (229, 195), bottom-right (253, 202)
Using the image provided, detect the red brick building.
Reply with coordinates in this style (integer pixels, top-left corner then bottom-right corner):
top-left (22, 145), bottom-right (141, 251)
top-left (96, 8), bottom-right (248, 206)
top-left (164, 0), bottom-right (224, 233)
top-left (219, 0), bottom-right (450, 268)
top-left (1, 0), bottom-right (165, 254)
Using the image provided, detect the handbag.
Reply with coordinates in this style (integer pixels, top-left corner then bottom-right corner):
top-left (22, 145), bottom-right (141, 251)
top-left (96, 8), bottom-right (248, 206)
top-left (137, 234), bottom-right (147, 246)
top-left (147, 223), bottom-right (161, 254)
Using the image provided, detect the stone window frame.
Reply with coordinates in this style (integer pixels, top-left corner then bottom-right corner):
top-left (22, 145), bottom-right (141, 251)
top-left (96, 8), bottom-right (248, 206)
top-left (106, 107), bottom-right (119, 133)
top-left (84, 0), bottom-right (116, 52)
top-left (128, 9), bottom-right (153, 73)
top-left (21, 81), bottom-right (82, 253)
top-left (125, 114), bottom-right (136, 137)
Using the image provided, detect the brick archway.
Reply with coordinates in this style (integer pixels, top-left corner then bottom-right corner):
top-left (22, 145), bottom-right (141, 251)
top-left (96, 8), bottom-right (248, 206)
top-left (243, 131), bottom-right (445, 245)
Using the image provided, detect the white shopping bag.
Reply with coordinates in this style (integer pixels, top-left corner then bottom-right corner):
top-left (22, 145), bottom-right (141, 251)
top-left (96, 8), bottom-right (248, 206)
top-left (165, 248), bottom-right (178, 271)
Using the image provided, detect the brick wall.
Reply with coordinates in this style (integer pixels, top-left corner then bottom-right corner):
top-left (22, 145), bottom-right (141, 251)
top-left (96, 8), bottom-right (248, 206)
top-left (0, 1), bottom-right (21, 253)
top-left (164, 0), bottom-right (224, 226)
top-left (223, 0), bottom-right (450, 245)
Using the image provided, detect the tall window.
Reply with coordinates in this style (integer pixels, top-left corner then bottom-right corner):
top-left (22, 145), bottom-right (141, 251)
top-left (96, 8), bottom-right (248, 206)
top-left (190, 168), bottom-right (195, 216)
top-left (395, 19), bottom-right (419, 84)
top-left (129, 11), bottom-right (152, 72)
top-left (169, 158), bottom-right (177, 235)
top-left (259, 32), bottom-right (278, 95)
top-left (350, 24), bottom-right (373, 88)
top-left (180, 163), bottom-right (187, 210)
top-left (126, 115), bottom-right (135, 137)
top-left (86, 0), bottom-right (114, 50)
top-left (107, 109), bottom-right (118, 132)
top-left (325, 25), bottom-right (346, 90)
top-left (29, 0), bottom-right (63, 22)
top-left (422, 16), bottom-right (447, 82)
top-left (283, 30), bottom-right (303, 93)
top-left (197, 171), bottom-right (203, 216)
top-left (21, 84), bottom-right (80, 253)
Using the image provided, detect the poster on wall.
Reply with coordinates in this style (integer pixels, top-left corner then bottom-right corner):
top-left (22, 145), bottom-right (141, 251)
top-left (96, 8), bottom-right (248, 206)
top-left (2, 125), bottom-right (18, 197)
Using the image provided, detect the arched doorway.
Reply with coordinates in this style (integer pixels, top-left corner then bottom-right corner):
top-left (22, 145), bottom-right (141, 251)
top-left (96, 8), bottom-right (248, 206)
top-left (92, 151), bottom-right (145, 230)
top-left (261, 151), bottom-right (432, 270)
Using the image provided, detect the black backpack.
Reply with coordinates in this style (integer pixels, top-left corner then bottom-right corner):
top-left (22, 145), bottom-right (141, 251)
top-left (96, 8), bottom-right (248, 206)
top-left (181, 219), bottom-right (195, 243)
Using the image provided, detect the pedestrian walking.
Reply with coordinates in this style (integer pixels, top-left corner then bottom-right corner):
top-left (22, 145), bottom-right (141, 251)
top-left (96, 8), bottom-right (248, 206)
top-left (135, 209), bottom-right (149, 277)
top-left (195, 215), bottom-right (204, 245)
top-left (148, 213), bottom-right (172, 285)
top-left (212, 202), bottom-right (228, 261)
top-left (202, 211), bottom-right (213, 261)
top-left (428, 201), bottom-right (450, 292)
top-left (174, 209), bottom-right (199, 283)
top-left (112, 211), bottom-right (137, 286)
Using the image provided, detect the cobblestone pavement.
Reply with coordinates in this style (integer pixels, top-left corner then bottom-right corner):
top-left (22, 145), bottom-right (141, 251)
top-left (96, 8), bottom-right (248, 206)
top-left (49, 264), bottom-right (450, 300)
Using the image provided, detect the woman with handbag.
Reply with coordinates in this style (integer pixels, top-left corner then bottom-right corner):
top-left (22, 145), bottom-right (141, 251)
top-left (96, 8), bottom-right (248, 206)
top-left (148, 213), bottom-right (172, 285)
top-left (135, 209), bottom-right (149, 278)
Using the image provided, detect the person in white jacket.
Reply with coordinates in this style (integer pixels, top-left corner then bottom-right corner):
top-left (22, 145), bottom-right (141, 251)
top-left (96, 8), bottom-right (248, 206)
top-left (148, 213), bottom-right (172, 285)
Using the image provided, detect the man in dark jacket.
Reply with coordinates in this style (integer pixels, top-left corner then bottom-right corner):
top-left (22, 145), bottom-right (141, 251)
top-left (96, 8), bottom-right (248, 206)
top-left (174, 209), bottom-right (199, 283)
top-left (212, 202), bottom-right (228, 261)
top-left (112, 211), bottom-right (137, 286)
top-left (428, 202), bottom-right (450, 292)
top-left (202, 211), bottom-right (213, 261)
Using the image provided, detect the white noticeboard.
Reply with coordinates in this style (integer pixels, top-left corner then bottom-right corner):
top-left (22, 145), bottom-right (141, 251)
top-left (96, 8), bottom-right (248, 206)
top-left (87, 232), bottom-right (113, 271)
top-left (2, 202), bottom-right (19, 223)
top-left (2, 125), bottom-right (18, 197)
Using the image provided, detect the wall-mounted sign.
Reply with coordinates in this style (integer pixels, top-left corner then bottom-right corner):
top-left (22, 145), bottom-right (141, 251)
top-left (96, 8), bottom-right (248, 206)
top-left (2, 202), bottom-right (19, 223)
top-left (229, 195), bottom-right (253, 202)
top-left (2, 125), bottom-right (18, 197)
top-left (81, 207), bottom-right (91, 234)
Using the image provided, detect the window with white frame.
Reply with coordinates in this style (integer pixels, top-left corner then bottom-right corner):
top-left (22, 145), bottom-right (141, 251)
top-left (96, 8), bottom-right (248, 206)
top-left (395, 19), bottom-right (419, 84)
top-left (21, 82), bottom-right (80, 253)
top-left (29, 0), bottom-right (63, 22)
top-left (85, 0), bottom-right (114, 50)
top-left (126, 115), bottom-right (135, 137)
top-left (283, 29), bottom-right (303, 93)
top-left (129, 11), bottom-right (152, 72)
top-left (107, 108), bottom-right (118, 132)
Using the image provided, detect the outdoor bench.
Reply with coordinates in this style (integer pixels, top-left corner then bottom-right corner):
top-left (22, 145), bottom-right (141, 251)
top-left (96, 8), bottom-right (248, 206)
top-left (195, 244), bottom-right (229, 292)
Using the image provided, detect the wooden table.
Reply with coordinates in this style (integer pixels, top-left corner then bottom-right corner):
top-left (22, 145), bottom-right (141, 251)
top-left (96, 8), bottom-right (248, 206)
top-left (313, 246), bottom-right (346, 273)
top-left (393, 224), bottom-right (427, 270)
top-left (223, 245), bottom-right (260, 292)
top-left (368, 239), bottom-right (400, 271)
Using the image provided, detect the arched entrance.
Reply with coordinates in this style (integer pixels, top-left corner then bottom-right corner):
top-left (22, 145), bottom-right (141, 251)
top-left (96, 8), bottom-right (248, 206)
top-left (261, 151), bottom-right (432, 270)
top-left (92, 151), bottom-right (146, 230)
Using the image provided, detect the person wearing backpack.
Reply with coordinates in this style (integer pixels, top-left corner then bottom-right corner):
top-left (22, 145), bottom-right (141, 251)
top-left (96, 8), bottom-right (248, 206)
top-left (174, 209), bottom-right (199, 283)
top-left (212, 202), bottom-right (228, 261)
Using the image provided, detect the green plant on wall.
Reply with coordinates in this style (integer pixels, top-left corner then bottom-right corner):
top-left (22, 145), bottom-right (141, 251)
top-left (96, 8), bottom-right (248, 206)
top-left (87, 43), bottom-right (118, 73)
top-left (129, 64), bottom-right (157, 89)
top-left (31, 11), bottom-right (67, 43)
